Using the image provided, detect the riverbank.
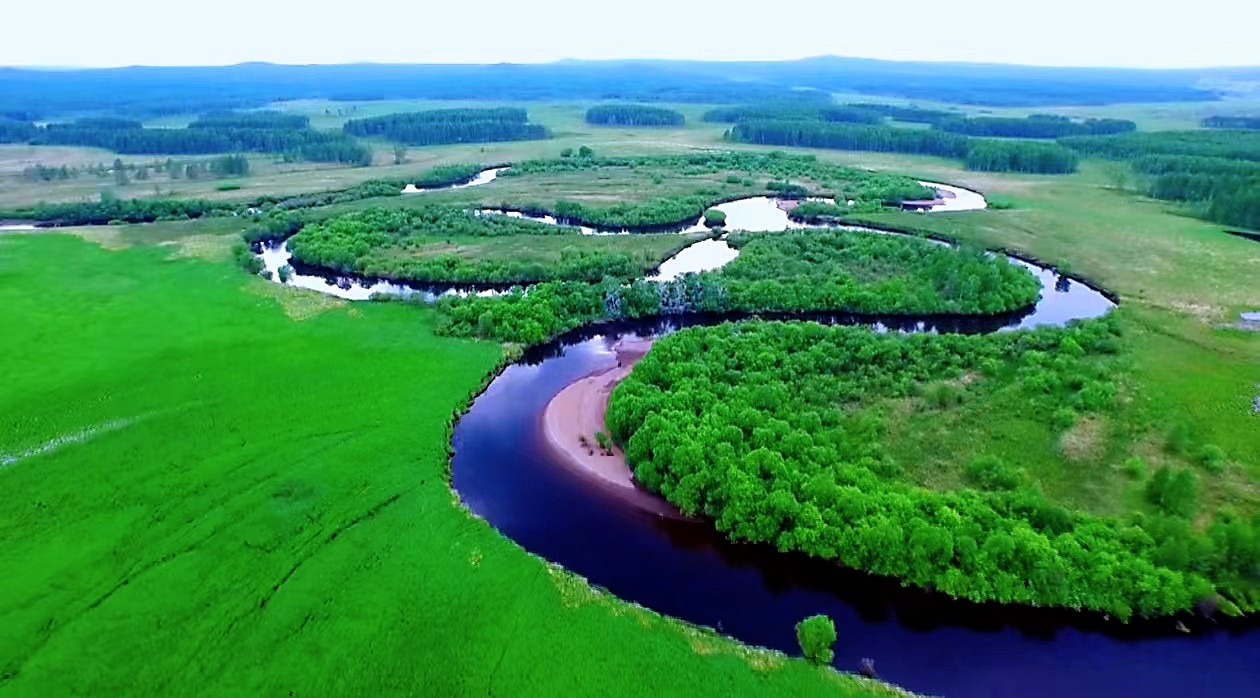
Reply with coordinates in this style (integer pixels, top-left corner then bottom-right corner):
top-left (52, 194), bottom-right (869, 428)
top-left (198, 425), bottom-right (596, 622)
top-left (538, 336), bottom-right (685, 518)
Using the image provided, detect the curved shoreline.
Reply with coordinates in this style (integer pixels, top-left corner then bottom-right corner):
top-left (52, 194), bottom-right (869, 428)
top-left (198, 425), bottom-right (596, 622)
top-left (537, 337), bottom-right (688, 519)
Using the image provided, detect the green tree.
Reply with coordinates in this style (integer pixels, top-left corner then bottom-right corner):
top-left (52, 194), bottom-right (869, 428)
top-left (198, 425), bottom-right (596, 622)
top-left (795, 614), bottom-right (836, 664)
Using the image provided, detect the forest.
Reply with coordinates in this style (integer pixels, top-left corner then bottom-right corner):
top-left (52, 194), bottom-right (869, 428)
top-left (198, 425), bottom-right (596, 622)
top-left (604, 319), bottom-right (1260, 619)
top-left (964, 140), bottom-right (1079, 174)
top-left (702, 104), bottom-right (885, 125)
top-left (432, 229), bottom-right (1040, 343)
top-left (936, 114), bottom-right (1136, 138)
top-left (342, 108), bottom-right (550, 145)
top-left (585, 105), bottom-right (685, 126)
top-left (0, 115), bottom-right (372, 164)
top-left (1202, 116), bottom-right (1260, 130)
top-left (728, 120), bottom-right (1080, 174)
top-left (1061, 130), bottom-right (1260, 228)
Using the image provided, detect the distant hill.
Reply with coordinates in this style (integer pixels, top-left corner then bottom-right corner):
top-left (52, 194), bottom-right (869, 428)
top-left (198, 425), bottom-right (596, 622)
top-left (0, 56), bottom-right (1244, 119)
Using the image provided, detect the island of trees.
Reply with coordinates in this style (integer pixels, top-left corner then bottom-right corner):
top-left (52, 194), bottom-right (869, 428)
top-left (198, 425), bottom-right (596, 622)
top-left (585, 105), bottom-right (685, 127)
top-left (343, 108), bottom-right (550, 145)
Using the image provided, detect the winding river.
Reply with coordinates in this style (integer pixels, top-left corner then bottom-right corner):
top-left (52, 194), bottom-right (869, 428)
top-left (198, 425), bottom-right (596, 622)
top-left (252, 174), bottom-right (1258, 696)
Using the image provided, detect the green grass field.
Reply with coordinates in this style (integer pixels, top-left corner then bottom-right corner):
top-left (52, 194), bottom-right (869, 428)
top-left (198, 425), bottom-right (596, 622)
top-left (0, 232), bottom-right (892, 697)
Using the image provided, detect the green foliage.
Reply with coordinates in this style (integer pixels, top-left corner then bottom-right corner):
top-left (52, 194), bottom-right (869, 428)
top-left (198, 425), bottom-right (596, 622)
top-left (964, 455), bottom-right (1025, 491)
top-left (435, 230), bottom-right (1041, 343)
top-left (703, 208), bottom-right (727, 227)
top-left (605, 319), bottom-right (1260, 618)
top-left (586, 105), bottom-right (685, 127)
top-left (795, 615), bottom-right (836, 664)
top-left (1198, 444), bottom-right (1228, 474)
top-left (285, 207), bottom-right (693, 284)
top-left (1124, 457), bottom-right (1146, 479)
top-left (231, 241), bottom-right (264, 275)
top-left (964, 140), bottom-right (1079, 174)
top-left (1145, 466), bottom-right (1199, 517)
top-left (937, 115), bottom-right (1135, 139)
top-left (343, 108), bottom-right (550, 146)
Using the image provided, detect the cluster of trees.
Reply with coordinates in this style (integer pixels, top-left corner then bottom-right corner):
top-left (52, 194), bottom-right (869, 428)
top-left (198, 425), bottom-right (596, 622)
top-left (0, 116), bottom-right (372, 164)
top-left (342, 108), bottom-right (550, 146)
top-left (410, 163), bottom-right (489, 188)
top-left (702, 104), bottom-right (884, 125)
top-left (1062, 131), bottom-right (1260, 228)
top-left (1202, 116), bottom-right (1260, 130)
top-left (964, 140), bottom-right (1079, 174)
top-left (605, 319), bottom-right (1260, 618)
top-left (189, 110), bottom-right (311, 130)
top-left (729, 121), bottom-right (1080, 174)
top-left (719, 231), bottom-right (1041, 315)
top-left (936, 115), bottom-right (1135, 138)
top-left (840, 103), bottom-right (954, 124)
top-left (433, 229), bottom-right (1041, 343)
top-left (3, 193), bottom-right (234, 225)
top-left (729, 120), bottom-right (971, 158)
top-left (585, 105), bottom-right (685, 127)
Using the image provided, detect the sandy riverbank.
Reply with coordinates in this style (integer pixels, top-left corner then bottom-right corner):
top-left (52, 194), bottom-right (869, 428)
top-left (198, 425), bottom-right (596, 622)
top-left (539, 337), bottom-right (685, 518)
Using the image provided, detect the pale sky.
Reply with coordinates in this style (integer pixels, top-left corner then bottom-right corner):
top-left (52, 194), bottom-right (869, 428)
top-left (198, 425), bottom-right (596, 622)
top-left (5, 0), bottom-right (1259, 69)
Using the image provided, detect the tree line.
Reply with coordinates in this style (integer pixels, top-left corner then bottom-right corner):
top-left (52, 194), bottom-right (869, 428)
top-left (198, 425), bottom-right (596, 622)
top-left (585, 105), bottom-right (685, 127)
top-left (0, 116), bottom-right (371, 164)
top-left (703, 104), bottom-right (884, 125)
top-left (728, 120), bottom-right (1079, 174)
top-left (189, 110), bottom-right (312, 130)
top-left (1061, 130), bottom-right (1260, 228)
top-left (605, 318), bottom-right (1260, 619)
top-left (342, 108), bottom-right (550, 146)
top-left (1202, 116), bottom-right (1260, 130)
top-left (936, 114), bottom-right (1136, 139)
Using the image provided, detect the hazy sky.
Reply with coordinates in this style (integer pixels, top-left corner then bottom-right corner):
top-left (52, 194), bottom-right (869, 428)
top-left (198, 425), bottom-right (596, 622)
top-left (6, 1), bottom-right (1259, 68)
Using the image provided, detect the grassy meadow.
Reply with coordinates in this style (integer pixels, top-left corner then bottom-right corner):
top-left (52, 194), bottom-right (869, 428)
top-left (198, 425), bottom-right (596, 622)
top-left (0, 232), bottom-right (891, 697)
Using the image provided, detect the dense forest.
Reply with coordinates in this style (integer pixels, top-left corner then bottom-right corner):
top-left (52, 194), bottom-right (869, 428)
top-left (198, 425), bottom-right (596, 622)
top-left (1202, 116), bottom-right (1260, 130)
top-left (432, 229), bottom-right (1040, 343)
top-left (729, 120), bottom-right (970, 158)
top-left (1061, 131), bottom-right (1260, 228)
top-left (936, 114), bottom-right (1136, 138)
top-left (342, 108), bottom-right (550, 145)
top-left (0, 115), bottom-right (371, 164)
top-left (841, 103), bottom-right (955, 124)
top-left (702, 104), bottom-right (885, 125)
top-left (964, 140), bottom-right (1079, 174)
top-left (585, 105), bottom-right (685, 127)
top-left (605, 319), bottom-right (1260, 619)
top-left (729, 120), bottom-right (1080, 174)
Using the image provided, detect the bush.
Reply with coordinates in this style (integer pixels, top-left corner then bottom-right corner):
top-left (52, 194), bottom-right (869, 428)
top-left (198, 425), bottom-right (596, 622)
top-left (1145, 466), bottom-right (1198, 517)
top-left (1164, 421), bottom-right (1193, 455)
top-left (1123, 457), bottom-right (1146, 479)
top-left (964, 455), bottom-right (1025, 491)
top-left (231, 241), bottom-right (263, 275)
top-left (703, 208), bottom-right (727, 227)
top-left (1198, 445), bottom-right (1227, 474)
top-left (1052, 407), bottom-right (1077, 430)
top-left (795, 614), bottom-right (836, 664)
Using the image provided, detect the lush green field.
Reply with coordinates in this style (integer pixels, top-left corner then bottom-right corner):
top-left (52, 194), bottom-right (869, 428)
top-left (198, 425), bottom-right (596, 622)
top-left (0, 232), bottom-right (892, 697)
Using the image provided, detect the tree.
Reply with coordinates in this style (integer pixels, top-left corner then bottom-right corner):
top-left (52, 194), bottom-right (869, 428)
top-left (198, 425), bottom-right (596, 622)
top-left (795, 614), bottom-right (836, 664)
top-left (577, 145), bottom-right (594, 158)
top-left (393, 145), bottom-right (407, 165)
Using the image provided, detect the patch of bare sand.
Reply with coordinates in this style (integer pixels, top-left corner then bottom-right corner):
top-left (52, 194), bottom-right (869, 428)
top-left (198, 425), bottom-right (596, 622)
top-left (539, 337), bottom-right (686, 519)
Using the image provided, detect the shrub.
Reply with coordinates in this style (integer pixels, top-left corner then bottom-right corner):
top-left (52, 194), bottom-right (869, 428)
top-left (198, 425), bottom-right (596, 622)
top-left (1145, 466), bottom-right (1198, 517)
top-left (964, 455), bottom-right (1025, 491)
top-left (1123, 457), bottom-right (1146, 479)
top-left (1164, 421), bottom-right (1193, 455)
top-left (1198, 445), bottom-right (1227, 474)
top-left (925, 383), bottom-right (964, 409)
top-left (795, 614), bottom-right (836, 665)
top-left (1052, 407), bottom-right (1077, 430)
top-left (703, 208), bottom-right (727, 227)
